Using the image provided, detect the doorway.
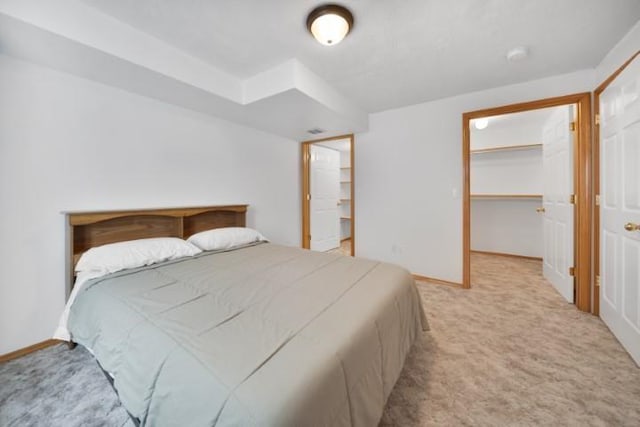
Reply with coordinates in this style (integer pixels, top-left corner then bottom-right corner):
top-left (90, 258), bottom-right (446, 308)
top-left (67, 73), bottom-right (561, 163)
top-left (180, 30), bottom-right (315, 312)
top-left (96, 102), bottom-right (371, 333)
top-left (462, 93), bottom-right (592, 313)
top-left (469, 105), bottom-right (576, 302)
top-left (301, 134), bottom-right (354, 256)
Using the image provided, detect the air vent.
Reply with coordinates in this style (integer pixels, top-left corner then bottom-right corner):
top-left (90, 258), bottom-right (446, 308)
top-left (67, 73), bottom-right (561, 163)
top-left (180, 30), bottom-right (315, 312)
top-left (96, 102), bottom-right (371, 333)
top-left (307, 128), bottom-right (325, 135)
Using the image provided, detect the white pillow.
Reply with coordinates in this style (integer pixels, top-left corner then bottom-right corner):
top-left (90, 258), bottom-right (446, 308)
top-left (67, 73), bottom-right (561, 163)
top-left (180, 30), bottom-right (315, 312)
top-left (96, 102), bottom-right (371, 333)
top-left (75, 237), bottom-right (202, 274)
top-left (187, 227), bottom-right (267, 251)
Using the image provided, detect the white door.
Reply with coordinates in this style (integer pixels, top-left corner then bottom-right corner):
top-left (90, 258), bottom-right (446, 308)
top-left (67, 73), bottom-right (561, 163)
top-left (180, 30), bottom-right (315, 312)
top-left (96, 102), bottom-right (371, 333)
top-left (310, 145), bottom-right (340, 252)
top-left (600, 55), bottom-right (640, 366)
top-left (542, 105), bottom-right (575, 303)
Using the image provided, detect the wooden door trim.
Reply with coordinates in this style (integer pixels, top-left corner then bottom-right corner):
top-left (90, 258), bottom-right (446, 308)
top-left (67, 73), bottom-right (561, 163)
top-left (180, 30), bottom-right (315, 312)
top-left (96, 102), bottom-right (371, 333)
top-left (462, 93), bottom-right (592, 313)
top-left (301, 134), bottom-right (355, 256)
top-left (593, 51), bottom-right (640, 316)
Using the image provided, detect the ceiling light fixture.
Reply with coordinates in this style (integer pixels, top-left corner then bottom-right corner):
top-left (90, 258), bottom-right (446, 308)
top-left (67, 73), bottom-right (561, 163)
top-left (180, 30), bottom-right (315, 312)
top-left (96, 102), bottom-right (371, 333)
top-left (506, 46), bottom-right (529, 62)
top-left (306, 4), bottom-right (354, 46)
top-left (474, 118), bottom-right (489, 130)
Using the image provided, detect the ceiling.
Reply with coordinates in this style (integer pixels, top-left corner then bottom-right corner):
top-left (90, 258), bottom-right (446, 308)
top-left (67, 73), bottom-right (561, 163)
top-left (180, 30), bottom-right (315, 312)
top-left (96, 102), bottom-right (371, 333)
top-left (316, 138), bottom-right (351, 152)
top-left (1, 1), bottom-right (638, 141)
top-left (80, 0), bottom-right (640, 112)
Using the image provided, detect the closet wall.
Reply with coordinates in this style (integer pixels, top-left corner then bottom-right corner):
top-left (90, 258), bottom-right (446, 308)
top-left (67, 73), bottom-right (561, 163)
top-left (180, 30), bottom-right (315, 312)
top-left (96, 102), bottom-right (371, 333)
top-left (470, 109), bottom-right (558, 258)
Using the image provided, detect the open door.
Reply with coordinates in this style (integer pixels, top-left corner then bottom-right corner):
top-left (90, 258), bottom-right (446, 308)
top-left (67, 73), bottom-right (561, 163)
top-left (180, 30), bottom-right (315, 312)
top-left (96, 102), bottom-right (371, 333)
top-left (599, 54), bottom-right (640, 366)
top-left (542, 105), bottom-right (575, 303)
top-left (309, 145), bottom-right (340, 252)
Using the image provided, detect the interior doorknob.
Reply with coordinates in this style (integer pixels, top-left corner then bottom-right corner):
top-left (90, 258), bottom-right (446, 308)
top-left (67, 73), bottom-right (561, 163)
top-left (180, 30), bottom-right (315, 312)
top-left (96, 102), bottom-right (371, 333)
top-left (536, 207), bottom-right (546, 213)
top-left (624, 222), bottom-right (640, 232)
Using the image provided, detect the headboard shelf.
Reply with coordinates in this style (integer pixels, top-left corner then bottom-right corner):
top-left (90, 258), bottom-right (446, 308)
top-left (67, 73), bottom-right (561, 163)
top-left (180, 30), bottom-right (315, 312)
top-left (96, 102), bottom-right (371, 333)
top-left (63, 205), bottom-right (247, 226)
top-left (64, 205), bottom-right (248, 297)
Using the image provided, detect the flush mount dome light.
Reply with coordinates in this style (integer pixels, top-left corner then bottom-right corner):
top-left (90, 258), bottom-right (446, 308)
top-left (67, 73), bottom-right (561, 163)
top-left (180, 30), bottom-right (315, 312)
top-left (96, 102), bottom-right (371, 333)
top-left (474, 118), bottom-right (489, 130)
top-left (307, 4), bottom-right (354, 46)
top-left (506, 46), bottom-right (529, 62)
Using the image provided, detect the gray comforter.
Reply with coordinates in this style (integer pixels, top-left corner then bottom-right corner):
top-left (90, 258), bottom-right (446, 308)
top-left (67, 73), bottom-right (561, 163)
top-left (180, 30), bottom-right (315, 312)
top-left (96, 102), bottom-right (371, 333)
top-left (68, 243), bottom-right (427, 426)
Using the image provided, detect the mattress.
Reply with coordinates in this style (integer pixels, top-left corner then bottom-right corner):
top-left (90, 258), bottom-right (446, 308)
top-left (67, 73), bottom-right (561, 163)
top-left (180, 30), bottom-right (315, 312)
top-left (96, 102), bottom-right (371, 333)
top-left (67, 243), bottom-right (427, 426)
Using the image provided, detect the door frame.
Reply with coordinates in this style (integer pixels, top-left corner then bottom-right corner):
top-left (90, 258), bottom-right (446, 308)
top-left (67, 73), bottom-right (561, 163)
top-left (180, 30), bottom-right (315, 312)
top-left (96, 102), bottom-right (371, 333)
top-left (593, 51), bottom-right (640, 316)
top-left (462, 93), bottom-right (592, 313)
top-left (301, 134), bottom-right (355, 256)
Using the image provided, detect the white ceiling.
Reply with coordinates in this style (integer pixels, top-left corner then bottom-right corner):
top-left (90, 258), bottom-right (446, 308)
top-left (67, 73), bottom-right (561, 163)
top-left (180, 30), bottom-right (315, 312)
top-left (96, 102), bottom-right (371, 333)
top-left (1, 1), bottom-right (638, 141)
top-left (80, 0), bottom-right (640, 112)
top-left (0, 1), bottom-right (368, 140)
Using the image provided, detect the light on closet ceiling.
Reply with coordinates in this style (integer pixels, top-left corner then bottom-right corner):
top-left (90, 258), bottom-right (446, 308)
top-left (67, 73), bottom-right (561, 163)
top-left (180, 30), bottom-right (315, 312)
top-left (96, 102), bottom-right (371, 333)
top-left (474, 118), bottom-right (489, 130)
top-left (307, 4), bottom-right (354, 46)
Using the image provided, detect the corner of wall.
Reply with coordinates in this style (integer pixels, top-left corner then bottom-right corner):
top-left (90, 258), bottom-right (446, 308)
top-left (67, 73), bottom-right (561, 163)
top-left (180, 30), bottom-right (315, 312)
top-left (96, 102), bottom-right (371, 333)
top-left (595, 20), bottom-right (640, 83)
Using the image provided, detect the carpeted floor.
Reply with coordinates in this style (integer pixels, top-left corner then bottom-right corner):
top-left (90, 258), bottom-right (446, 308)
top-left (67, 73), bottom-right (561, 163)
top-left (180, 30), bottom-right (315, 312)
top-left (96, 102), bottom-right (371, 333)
top-left (327, 238), bottom-right (352, 256)
top-left (1, 253), bottom-right (638, 426)
top-left (380, 253), bottom-right (640, 426)
top-left (0, 343), bottom-right (132, 427)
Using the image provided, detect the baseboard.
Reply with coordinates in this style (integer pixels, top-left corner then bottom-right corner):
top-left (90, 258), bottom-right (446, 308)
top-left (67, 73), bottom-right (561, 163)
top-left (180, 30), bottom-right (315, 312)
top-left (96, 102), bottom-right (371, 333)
top-left (0, 339), bottom-right (61, 363)
top-left (471, 250), bottom-right (542, 261)
top-left (340, 237), bottom-right (351, 242)
top-left (413, 274), bottom-right (463, 288)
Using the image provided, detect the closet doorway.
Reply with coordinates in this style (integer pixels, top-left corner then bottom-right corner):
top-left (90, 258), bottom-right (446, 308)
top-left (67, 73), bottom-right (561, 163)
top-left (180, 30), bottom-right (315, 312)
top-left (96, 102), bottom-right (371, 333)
top-left (301, 134), bottom-right (354, 256)
top-left (462, 93), bottom-right (592, 312)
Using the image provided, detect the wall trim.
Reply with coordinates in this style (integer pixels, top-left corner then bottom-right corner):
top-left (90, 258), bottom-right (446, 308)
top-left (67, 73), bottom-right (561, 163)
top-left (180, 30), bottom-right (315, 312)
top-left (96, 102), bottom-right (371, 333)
top-left (471, 250), bottom-right (543, 261)
top-left (0, 339), bottom-right (61, 363)
top-left (413, 274), bottom-right (463, 288)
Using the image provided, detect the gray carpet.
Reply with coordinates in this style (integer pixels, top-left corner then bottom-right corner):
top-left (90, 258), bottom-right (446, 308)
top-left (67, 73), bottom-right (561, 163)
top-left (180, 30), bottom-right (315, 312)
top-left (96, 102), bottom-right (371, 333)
top-left (0, 344), bottom-right (132, 427)
top-left (1, 253), bottom-right (639, 426)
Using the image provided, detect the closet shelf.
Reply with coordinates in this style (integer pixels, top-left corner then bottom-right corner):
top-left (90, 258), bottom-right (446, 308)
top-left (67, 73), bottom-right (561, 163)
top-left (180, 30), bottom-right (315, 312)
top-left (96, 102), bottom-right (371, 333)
top-left (340, 167), bottom-right (351, 170)
top-left (340, 199), bottom-right (351, 202)
top-left (471, 194), bottom-right (542, 200)
top-left (471, 143), bottom-right (542, 154)
top-left (340, 181), bottom-right (351, 184)
top-left (340, 216), bottom-right (351, 220)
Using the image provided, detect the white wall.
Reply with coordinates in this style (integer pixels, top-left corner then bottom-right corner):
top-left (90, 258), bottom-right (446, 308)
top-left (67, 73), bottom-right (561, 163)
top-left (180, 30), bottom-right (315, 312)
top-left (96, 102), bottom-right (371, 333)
top-left (470, 148), bottom-right (544, 257)
top-left (356, 70), bottom-right (594, 282)
top-left (471, 149), bottom-right (543, 195)
top-left (471, 199), bottom-right (543, 258)
top-left (595, 20), bottom-right (640, 84)
top-left (0, 54), bottom-right (300, 354)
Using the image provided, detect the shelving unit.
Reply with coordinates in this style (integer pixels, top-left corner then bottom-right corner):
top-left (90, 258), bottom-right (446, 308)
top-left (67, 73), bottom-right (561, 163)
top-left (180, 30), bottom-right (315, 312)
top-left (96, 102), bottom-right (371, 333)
top-left (339, 150), bottom-right (352, 239)
top-left (471, 143), bottom-right (542, 154)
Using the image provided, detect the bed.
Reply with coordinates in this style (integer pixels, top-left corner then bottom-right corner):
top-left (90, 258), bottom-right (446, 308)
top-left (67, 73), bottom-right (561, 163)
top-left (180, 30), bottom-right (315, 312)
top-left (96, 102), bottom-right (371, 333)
top-left (56, 205), bottom-right (427, 426)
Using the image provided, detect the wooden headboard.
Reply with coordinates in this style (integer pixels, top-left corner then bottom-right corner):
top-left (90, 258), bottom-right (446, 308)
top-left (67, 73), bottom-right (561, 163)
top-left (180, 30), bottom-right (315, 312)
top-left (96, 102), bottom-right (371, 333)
top-left (64, 205), bottom-right (247, 297)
